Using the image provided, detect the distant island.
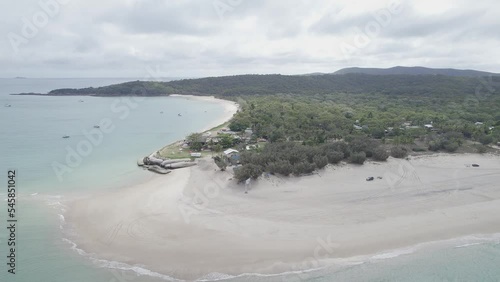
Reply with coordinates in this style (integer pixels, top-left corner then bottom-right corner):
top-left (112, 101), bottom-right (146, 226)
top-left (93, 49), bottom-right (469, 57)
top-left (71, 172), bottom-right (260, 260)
top-left (11, 66), bottom-right (500, 97)
top-left (13, 67), bottom-right (500, 180)
top-left (332, 66), bottom-right (500, 77)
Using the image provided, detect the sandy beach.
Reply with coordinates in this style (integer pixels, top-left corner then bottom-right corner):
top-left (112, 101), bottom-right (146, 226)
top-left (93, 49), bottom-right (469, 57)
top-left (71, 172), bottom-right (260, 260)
top-left (66, 153), bottom-right (500, 280)
top-left (169, 94), bottom-right (239, 132)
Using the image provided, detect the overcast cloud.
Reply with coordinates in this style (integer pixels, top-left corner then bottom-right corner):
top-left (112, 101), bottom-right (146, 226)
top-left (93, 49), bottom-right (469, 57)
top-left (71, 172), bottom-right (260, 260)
top-left (1, 0), bottom-right (499, 78)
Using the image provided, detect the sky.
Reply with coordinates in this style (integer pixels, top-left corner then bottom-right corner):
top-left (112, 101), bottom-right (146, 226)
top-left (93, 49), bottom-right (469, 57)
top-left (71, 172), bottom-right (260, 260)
top-left (1, 0), bottom-right (499, 78)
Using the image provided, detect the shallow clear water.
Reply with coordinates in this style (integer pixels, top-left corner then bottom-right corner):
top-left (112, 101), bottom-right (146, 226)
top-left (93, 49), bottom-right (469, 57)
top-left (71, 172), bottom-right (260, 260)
top-left (0, 78), bottom-right (499, 282)
top-left (0, 78), bottom-right (227, 282)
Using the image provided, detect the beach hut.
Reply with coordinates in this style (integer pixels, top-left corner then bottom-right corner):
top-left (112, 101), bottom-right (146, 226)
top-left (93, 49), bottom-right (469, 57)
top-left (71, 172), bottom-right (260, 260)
top-left (224, 149), bottom-right (240, 165)
top-left (224, 149), bottom-right (239, 155)
top-left (244, 128), bottom-right (253, 137)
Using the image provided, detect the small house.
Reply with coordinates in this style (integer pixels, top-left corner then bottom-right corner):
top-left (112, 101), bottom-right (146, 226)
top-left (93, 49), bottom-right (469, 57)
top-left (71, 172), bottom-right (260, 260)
top-left (206, 137), bottom-right (221, 144)
top-left (223, 149), bottom-right (240, 165)
top-left (224, 148), bottom-right (239, 156)
top-left (246, 145), bottom-right (257, 151)
top-left (244, 128), bottom-right (253, 138)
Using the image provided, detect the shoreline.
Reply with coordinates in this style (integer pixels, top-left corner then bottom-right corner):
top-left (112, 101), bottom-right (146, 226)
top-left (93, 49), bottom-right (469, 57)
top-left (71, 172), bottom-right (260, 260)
top-left (60, 229), bottom-right (500, 281)
top-left (152, 94), bottom-right (239, 156)
top-left (66, 153), bottom-right (500, 280)
top-left (168, 94), bottom-right (239, 132)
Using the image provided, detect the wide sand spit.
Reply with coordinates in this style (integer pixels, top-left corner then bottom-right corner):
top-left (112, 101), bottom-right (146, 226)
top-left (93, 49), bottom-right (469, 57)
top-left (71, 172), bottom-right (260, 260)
top-left (66, 151), bottom-right (500, 280)
top-left (66, 91), bottom-right (500, 280)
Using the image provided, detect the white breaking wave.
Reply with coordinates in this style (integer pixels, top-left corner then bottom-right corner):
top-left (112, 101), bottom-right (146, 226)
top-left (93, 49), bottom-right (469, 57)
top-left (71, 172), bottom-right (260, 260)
top-left (60, 230), bottom-right (500, 281)
top-left (58, 214), bottom-right (66, 230)
top-left (61, 238), bottom-right (180, 281)
top-left (455, 242), bottom-right (482, 248)
top-left (371, 247), bottom-right (417, 260)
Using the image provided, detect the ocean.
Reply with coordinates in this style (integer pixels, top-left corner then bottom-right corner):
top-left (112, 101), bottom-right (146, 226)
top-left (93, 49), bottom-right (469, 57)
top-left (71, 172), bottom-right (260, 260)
top-left (0, 78), bottom-right (499, 282)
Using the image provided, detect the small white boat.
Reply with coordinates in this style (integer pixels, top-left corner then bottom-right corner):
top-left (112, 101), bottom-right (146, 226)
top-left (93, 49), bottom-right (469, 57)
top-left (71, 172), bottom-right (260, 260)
top-left (5, 104), bottom-right (11, 107)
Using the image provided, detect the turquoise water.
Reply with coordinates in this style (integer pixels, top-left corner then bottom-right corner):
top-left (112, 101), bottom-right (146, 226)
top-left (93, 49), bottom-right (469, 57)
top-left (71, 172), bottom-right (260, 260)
top-left (0, 78), bottom-right (227, 282)
top-left (1, 78), bottom-right (499, 282)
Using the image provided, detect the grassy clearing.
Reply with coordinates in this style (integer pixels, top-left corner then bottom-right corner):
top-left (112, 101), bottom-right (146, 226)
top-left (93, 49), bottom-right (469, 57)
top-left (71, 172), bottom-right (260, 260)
top-left (157, 122), bottom-right (231, 159)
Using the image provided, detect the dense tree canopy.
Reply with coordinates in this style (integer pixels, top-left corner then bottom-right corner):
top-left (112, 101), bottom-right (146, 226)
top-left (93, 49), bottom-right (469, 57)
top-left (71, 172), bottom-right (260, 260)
top-left (31, 73), bottom-right (500, 181)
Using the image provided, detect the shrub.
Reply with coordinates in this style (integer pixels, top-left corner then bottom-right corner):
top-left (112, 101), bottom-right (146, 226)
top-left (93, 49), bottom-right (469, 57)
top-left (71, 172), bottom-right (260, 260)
top-left (305, 146), bottom-right (322, 163)
top-left (266, 162), bottom-right (279, 175)
top-left (187, 132), bottom-right (204, 151)
top-left (213, 156), bottom-right (227, 171)
top-left (229, 120), bottom-right (249, 132)
top-left (475, 144), bottom-right (488, 154)
top-left (372, 147), bottom-right (389, 161)
top-left (391, 146), bottom-right (407, 158)
top-left (412, 147), bottom-right (427, 152)
top-left (267, 160), bottom-right (293, 176)
top-left (313, 155), bottom-right (328, 169)
top-left (371, 128), bottom-right (386, 139)
top-left (234, 164), bottom-right (263, 182)
top-left (219, 134), bottom-right (236, 149)
top-left (349, 151), bottom-right (366, 164)
top-left (348, 136), bottom-right (380, 158)
top-left (292, 161), bottom-right (316, 176)
top-left (443, 141), bottom-right (459, 152)
top-left (322, 142), bottom-right (349, 156)
top-left (479, 134), bottom-right (494, 145)
top-left (327, 151), bottom-right (344, 164)
top-left (428, 140), bottom-right (443, 151)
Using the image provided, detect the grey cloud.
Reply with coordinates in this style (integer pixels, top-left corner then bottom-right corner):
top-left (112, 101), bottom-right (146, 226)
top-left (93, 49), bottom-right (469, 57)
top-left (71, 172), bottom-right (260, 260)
top-left (309, 11), bottom-right (371, 35)
top-left (383, 9), bottom-right (486, 39)
top-left (0, 0), bottom-right (499, 77)
top-left (98, 1), bottom-right (218, 35)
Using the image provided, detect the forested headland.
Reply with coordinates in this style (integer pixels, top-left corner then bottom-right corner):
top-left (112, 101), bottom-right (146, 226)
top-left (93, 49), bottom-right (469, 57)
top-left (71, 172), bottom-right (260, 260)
top-left (18, 73), bottom-right (500, 181)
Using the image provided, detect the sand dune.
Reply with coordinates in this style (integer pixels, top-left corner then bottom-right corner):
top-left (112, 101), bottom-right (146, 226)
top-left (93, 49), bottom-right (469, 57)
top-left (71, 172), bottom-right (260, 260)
top-left (66, 154), bottom-right (500, 280)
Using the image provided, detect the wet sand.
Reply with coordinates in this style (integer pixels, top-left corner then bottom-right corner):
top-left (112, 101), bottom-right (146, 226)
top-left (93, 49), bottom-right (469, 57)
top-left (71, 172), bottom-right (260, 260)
top-left (66, 154), bottom-right (500, 280)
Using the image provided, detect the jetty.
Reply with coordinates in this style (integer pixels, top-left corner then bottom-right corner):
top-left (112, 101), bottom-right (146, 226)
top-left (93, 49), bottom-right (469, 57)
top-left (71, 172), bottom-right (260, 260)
top-left (138, 152), bottom-right (197, 174)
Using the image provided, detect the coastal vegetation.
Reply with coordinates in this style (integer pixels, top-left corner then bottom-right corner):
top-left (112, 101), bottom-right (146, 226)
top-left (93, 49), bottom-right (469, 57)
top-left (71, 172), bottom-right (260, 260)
top-left (29, 73), bottom-right (500, 181)
top-left (221, 88), bottom-right (499, 181)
